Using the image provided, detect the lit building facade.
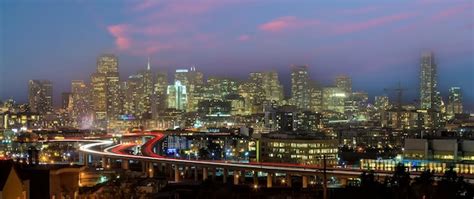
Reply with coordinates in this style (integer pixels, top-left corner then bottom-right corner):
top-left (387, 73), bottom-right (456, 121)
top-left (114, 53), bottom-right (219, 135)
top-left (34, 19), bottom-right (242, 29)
top-left (322, 87), bottom-right (346, 113)
top-left (153, 71), bottom-right (169, 115)
top-left (419, 52), bottom-right (439, 110)
top-left (71, 80), bottom-right (92, 129)
top-left (259, 132), bottom-right (338, 166)
top-left (174, 67), bottom-right (204, 112)
top-left (167, 81), bottom-right (187, 111)
top-left (249, 71), bottom-right (283, 104)
top-left (335, 75), bottom-right (352, 95)
top-left (28, 80), bottom-right (53, 115)
top-left (447, 87), bottom-right (463, 118)
top-left (291, 65), bottom-right (310, 110)
top-left (91, 54), bottom-right (120, 128)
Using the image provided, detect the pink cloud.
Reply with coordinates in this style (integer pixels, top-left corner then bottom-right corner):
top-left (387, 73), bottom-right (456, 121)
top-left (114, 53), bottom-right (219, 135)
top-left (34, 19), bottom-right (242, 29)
top-left (238, 34), bottom-right (251, 41)
top-left (260, 16), bottom-right (297, 32)
top-left (259, 16), bottom-right (320, 32)
top-left (107, 24), bottom-right (131, 50)
top-left (431, 3), bottom-right (472, 21)
top-left (334, 12), bottom-right (415, 34)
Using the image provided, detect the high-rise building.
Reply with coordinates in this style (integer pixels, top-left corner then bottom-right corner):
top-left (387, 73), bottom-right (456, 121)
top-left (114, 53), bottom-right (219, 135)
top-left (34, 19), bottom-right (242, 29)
top-left (447, 87), bottom-right (463, 117)
top-left (309, 83), bottom-right (322, 112)
top-left (28, 80), bottom-right (53, 114)
top-left (375, 96), bottom-right (390, 111)
top-left (167, 81), bottom-right (187, 111)
top-left (322, 87), bottom-right (346, 113)
top-left (138, 58), bottom-right (154, 119)
top-left (174, 67), bottom-right (204, 112)
top-left (335, 75), bottom-right (352, 95)
top-left (91, 54), bottom-right (120, 128)
top-left (153, 71), bottom-right (169, 114)
top-left (205, 77), bottom-right (239, 101)
top-left (61, 92), bottom-right (72, 110)
top-left (420, 52), bottom-right (439, 110)
top-left (238, 81), bottom-right (259, 115)
top-left (291, 65), bottom-right (310, 110)
top-left (123, 74), bottom-right (143, 118)
top-left (90, 73), bottom-right (107, 125)
top-left (249, 71), bottom-right (283, 104)
top-left (71, 80), bottom-right (92, 128)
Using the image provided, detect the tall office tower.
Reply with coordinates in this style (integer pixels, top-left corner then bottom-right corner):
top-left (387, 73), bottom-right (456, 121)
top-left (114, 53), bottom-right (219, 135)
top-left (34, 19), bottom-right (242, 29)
top-left (167, 81), bottom-right (187, 111)
top-left (123, 74), bottom-right (143, 118)
top-left (335, 75), bottom-right (352, 95)
top-left (90, 73), bottom-right (107, 126)
top-left (322, 87), bottom-right (346, 113)
top-left (420, 52), bottom-right (439, 110)
top-left (138, 58), bottom-right (154, 119)
top-left (153, 71), bottom-right (169, 114)
top-left (375, 96), bottom-right (390, 111)
top-left (71, 80), bottom-right (92, 128)
top-left (61, 92), bottom-right (72, 110)
top-left (291, 65), bottom-right (310, 110)
top-left (249, 71), bottom-right (284, 104)
top-left (309, 83), bottom-right (323, 112)
top-left (174, 67), bottom-right (204, 112)
top-left (204, 77), bottom-right (239, 100)
top-left (91, 54), bottom-right (121, 127)
top-left (28, 80), bottom-right (53, 114)
top-left (447, 87), bottom-right (463, 117)
top-left (238, 81), bottom-right (260, 114)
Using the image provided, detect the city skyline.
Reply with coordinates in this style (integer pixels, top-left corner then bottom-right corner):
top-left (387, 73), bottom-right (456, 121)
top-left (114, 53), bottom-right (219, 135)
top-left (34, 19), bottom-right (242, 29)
top-left (1, 0), bottom-right (473, 110)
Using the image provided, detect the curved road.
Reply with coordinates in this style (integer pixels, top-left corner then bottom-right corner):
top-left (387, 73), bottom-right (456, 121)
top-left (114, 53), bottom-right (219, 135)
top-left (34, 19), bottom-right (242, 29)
top-left (73, 132), bottom-right (474, 180)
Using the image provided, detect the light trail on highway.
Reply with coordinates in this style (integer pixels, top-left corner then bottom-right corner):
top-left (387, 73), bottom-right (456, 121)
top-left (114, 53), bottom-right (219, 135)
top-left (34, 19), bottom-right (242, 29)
top-left (71, 132), bottom-right (474, 180)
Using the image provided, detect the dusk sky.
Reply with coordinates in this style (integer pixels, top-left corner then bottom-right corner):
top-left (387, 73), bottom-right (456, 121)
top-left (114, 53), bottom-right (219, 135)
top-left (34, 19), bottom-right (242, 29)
top-left (0, 0), bottom-right (473, 110)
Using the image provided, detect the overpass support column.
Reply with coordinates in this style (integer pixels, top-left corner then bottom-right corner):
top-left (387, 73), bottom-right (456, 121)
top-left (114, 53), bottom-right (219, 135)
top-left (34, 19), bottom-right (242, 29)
top-left (121, 159), bottom-right (129, 170)
top-left (82, 153), bottom-right (88, 166)
top-left (174, 165), bottom-right (181, 182)
top-left (142, 161), bottom-right (147, 173)
top-left (148, 162), bottom-right (154, 178)
top-left (253, 171), bottom-right (259, 186)
top-left (240, 170), bottom-right (246, 183)
top-left (202, 167), bottom-right (208, 181)
top-left (266, 173), bottom-right (273, 188)
top-left (101, 156), bottom-right (107, 168)
top-left (340, 178), bottom-right (348, 187)
top-left (168, 164), bottom-right (173, 178)
top-left (302, 176), bottom-right (308, 189)
top-left (233, 170), bottom-right (240, 185)
top-left (286, 174), bottom-right (292, 187)
top-left (194, 167), bottom-right (199, 181)
top-left (212, 168), bottom-right (216, 181)
top-left (223, 168), bottom-right (228, 183)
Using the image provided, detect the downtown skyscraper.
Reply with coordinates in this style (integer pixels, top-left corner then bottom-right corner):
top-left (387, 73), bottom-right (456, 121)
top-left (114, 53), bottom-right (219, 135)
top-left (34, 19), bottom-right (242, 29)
top-left (419, 52), bottom-right (439, 110)
top-left (447, 87), bottom-right (463, 117)
top-left (71, 80), bottom-right (92, 128)
top-left (174, 67), bottom-right (204, 112)
top-left (28, 80), bottom-right (53, 115)
top-left (291, 65), bottom-right (310, 110)
top-left (91, 54), bottom-right (120, 128)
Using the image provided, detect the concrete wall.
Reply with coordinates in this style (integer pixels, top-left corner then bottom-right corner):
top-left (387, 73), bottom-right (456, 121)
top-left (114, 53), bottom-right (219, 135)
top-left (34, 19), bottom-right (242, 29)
top-left (462, 140), bottom-right (474, 152)
top-left (432, 139), bottom-right (457, 152)
top-left (404, 139), bottom-right (428, 151)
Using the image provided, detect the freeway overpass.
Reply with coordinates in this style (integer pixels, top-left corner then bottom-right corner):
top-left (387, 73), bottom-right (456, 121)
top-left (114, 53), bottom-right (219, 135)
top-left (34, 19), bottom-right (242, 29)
top-left (66, 131), bottom-right (474, 189)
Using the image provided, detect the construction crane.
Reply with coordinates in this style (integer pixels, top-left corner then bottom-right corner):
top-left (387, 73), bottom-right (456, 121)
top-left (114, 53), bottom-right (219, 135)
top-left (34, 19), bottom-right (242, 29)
top-left (384, 82), bottom-right (407, 129)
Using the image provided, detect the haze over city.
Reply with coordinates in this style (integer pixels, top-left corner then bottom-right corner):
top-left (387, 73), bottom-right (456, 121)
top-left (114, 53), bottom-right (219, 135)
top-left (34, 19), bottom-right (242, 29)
top-left (2, 1), bottom-right (474, 199)
top-left (1, 0), bottom-right (473, 110)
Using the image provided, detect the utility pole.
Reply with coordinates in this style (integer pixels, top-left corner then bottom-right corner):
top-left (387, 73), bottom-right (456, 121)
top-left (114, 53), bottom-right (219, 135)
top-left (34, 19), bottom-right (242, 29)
top-left (323, 154), bottom-right (327, 199)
